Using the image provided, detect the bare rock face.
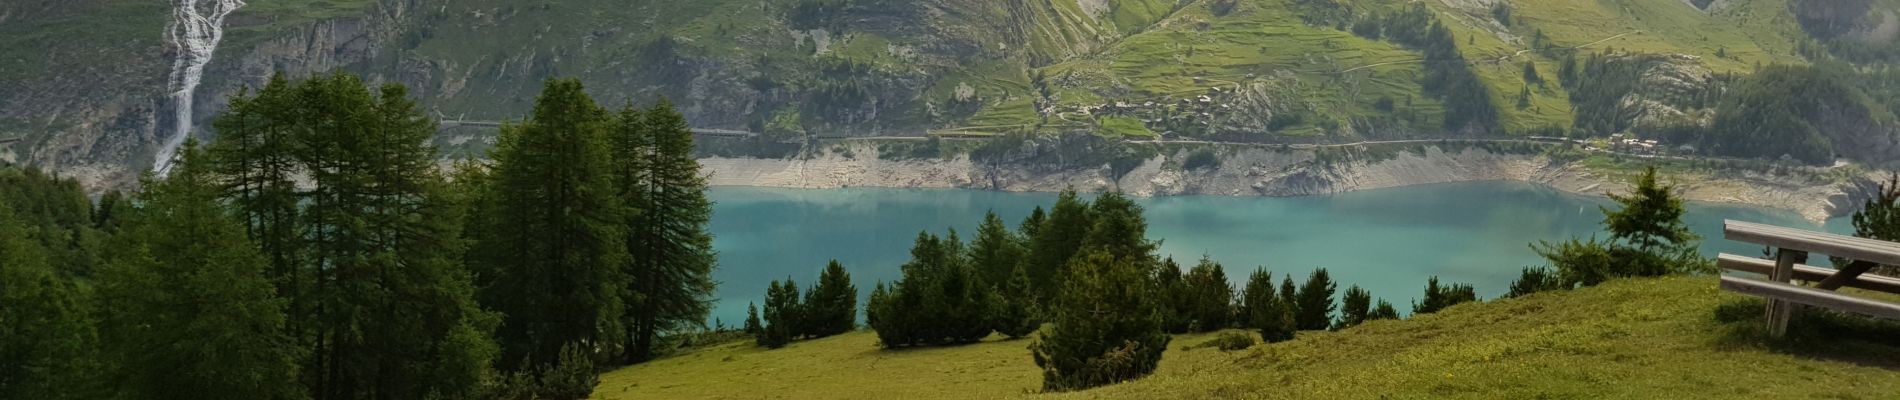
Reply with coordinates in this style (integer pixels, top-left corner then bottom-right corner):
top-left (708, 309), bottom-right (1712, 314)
top-left (1617, 54), bottom-right (1716, 133)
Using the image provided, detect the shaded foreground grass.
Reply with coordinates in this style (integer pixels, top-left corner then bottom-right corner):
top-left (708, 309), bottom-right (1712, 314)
top-left (594, 276), bottom-right (1900, 399)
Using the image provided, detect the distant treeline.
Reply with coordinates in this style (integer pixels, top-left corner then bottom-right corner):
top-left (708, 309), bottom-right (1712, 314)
top-left (728, 164), bottom-right (1756, 392)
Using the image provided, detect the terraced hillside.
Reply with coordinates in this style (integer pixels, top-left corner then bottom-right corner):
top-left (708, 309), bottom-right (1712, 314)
top-left (0, 0), bottom-right (1892, 189)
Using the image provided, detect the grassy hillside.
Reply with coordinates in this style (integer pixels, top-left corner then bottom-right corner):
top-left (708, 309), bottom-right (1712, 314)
top-left (594, 275), bottom-right (1900, 399)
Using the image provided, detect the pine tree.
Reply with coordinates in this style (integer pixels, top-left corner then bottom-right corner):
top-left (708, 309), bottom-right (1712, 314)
top-left (1031, 251), bottom-right (1170, 392)
top-left (1240, 268), bottom-right (1294, 342)
top-left (1336, 285), bottom-right (1372, 329)
top-left (1279, 275), bottom-right (1300, 324)
top-left (804, 260), bottom-right (858, 337)
top-left (1294, 268), bottom-right (1337, 331)
top-left (1019, 206), bottom-right (1047, 243)
top-left (866, 231), bottom-right (996, 347)
top-left (1369, 299), bottom-right (1401, 321)
top-left (1154, 257), bottom-right (1190, 333)
top-left (970, 210), bottom-right (1025, 291)
top-left (0, 197), bottom-right (99, 400)
top-left (618, 98), bottom-right (718, 363)
top-left (1025, 190), bottom-right (1091, 297)
top-left (96, 143), bottom-right (303, 400)
top-left (1603, 166), bottom-right (1697, 253)
top-left (994, 263), bottom-right (1042, 338)
top-left (479, 78), bottom-right (629, 371)
top-left (744, 303), bottom-right (764, 336)
top-left (759, 279), bottom-right (800, 348)
top-left (1082, 192), bottom-right (1156, 263)
top-left (1414, 276), bottom-right (1479, 314)
top-left (1182, 256), bottom-right (1233, 332)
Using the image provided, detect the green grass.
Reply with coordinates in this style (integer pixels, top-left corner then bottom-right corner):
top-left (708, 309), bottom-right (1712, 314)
top-left (1097, 116), bottom-right (1156, 138)
top-left (594, 275), bottom-right (1900, 399)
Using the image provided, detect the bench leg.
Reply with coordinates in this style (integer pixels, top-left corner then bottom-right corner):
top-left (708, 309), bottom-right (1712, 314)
top-left (1765, 249), bottom-right (1808, 338)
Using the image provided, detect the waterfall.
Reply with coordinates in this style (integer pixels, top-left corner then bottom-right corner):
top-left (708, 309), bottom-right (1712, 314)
top-left (154, 0), bottom-right (245, 175)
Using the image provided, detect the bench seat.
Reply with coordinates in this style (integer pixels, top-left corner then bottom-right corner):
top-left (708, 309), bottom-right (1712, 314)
top-left (1718, 276), bottom-right (1900, 320)
top-left (1716, 253), bottom-right (1900, 294)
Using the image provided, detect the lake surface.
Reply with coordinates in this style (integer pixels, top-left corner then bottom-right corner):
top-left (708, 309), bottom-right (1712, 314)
top-left (701, 181), bottom-right (1851, 327)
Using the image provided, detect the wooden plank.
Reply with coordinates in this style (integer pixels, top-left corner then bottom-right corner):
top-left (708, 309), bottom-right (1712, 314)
top-left (1765, 249), bottom-right (1805, 338)
top-left (1718, 254), bottom-right (1900, 294)
top-left (1720, 276), bottom-right (1900, 321)
top-left (1816, 261), bottom-right (1878, 291)
top-left (1725, 220), bottom-right (1900, 266)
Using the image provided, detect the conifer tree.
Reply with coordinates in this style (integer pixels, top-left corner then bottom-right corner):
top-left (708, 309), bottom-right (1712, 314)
top-left (744, 303), bottom-right (764, 336)
top-left (1031, 251), bottom-right (1169, 392)
top-left (96, 143), bottom-right (303, 400)
top-left (866, 231), bottom-right (997, 347)
top-left (1369, 299), bottom-right (1401, 320)
top-left (970, 210), bottom-right (1025, 291)
top-left (1336, 285), bottom-right (1372, 329)
top-left (618, 98), bottom-right (719, 363)
top-left (209, 74), bottom-right (304, 336)
top-left (1025, 190), bottom-right (1092, 296)
top-left (1241, 268), bottom-right (1294, 342)
top-left (1414, 276), bottom-right (1478, 314)
top-left (479, 78), bottom-right (629, 371)
top-left (804, 260), bottom-right (858, 337)
top-left (994, 263), bottom-right (1042, 338)
top-left (1019, 206), bottom-right (1047, 243)
top-left (1182, 256), bottom-right (1234, 332)
top-left (289, 74), bottom-right (500, 399)
top-left (1082, 192), bottom-right (1156, 263)
top-left (1294, 268), bottom-right (1337, 331)
top-left (1279, 275), bottom-right (1300, 323)
top-left (1154, 257), bottom-right (1190, 333)
top-left (0, 198), bottom-right (99, 400)
top-left (759, 279), bottom-right (803, 348)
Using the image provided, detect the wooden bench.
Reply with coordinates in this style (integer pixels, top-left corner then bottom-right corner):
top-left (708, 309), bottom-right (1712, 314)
top-left (1718, 220), bottom-right (1900, 337)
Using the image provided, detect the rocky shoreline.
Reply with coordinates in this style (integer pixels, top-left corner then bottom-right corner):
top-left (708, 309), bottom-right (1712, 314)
top-left (698, 142), bottom-right (1869, 223)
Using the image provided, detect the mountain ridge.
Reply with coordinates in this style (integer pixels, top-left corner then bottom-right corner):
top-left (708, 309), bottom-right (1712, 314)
top-left (0, 0), bottom-right (1893, 190)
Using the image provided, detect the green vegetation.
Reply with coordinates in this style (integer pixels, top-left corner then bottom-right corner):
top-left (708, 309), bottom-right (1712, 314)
top-left (0, 72), bottom-right (724, 400)
top-left (1413, 276), bottom-right (1480, 315)
top-left (1240, 268), bottom-right (1295, 342)
top-left (592, 275), bottom-right (1900, 399)
top-left (1842, 174), bottom-right (1900, 275)
top-left (755, 260), bottom-right (859, 349)
top-left (1292, 268), bottom-right (1338, 331)
top-left (1178, 257), bottom-right (1235, 332)
top-left (1531, 166), bottom-right (1710, 296)
top-left (867, 231), bottom-right (1000, 348)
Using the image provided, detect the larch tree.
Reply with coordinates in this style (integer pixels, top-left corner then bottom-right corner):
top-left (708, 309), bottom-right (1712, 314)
top-left (96, 143), bottom-right (303, 400)
top-left (0, 198), bottom-right (100, 400)
top-left (618, 98), bottom-right (718, 363)
top-left (479, 78), bottom-right (631, 371)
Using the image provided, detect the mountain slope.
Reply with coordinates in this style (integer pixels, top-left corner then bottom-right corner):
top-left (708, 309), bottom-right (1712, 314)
top-left (0, 0), bottom-right (1885, 190)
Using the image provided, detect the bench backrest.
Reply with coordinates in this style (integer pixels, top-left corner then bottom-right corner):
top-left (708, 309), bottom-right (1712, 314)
top-left (1724, 220), bottom-right (1900, 266)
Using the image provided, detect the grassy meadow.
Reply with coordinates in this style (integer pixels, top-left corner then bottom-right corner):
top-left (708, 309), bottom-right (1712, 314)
top-left (595, 275), bottom-right (1900, 399)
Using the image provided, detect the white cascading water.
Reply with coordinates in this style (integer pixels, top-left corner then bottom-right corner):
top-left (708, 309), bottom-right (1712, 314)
top-left (154, 0), bottom-right (245, 175)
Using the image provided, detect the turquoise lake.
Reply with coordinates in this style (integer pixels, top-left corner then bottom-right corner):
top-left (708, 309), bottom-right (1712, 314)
top-left (701, 181), bottom-right (1852, 327)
